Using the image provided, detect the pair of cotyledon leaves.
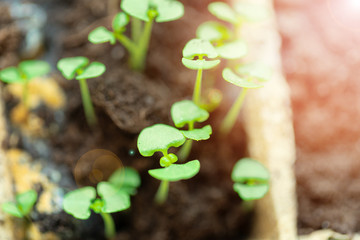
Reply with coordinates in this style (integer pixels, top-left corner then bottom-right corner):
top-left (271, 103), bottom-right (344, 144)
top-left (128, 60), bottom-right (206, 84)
top-left (1, 190), bottom-right (37, 218)
top-left (57, 57), bottom-right (105, 80)
top-left (137, 100), bottom-right (211, 181)
top-left (232, 158), bottom-right (270, 201)
top-left (63, 167), bottom-right (140, 220)
top-left (0, 60), bottom-right (50, 84)
top-left (88, 0), bottom-right (184, 45)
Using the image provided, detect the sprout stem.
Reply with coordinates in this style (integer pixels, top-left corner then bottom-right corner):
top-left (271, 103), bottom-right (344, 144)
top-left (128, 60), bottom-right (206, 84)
top-left (220, 88), bottom-right (248, 135)
top-left (178, 122), bottom-right (194, 161)
top-left (155, 180), bottom-right (169, 205)
top-left (115, 33), bottom-right (137, 54)
top-left (79, 78), bottom-right (97, 126)
top-left (100, 212), bottom-right (116, 240)
top-left (131, 17), bottom-right (142, 43)
top-left (193, 56), bottom-right (204, 105)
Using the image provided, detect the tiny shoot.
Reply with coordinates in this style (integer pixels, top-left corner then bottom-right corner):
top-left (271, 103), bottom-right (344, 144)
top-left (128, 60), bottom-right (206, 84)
top-left (1, 189), bottom-right (37, 220)
top-left (171, 100), bottom-right (212, 160)
top-left (57, 57), bottom-right (106, 127)
top-left (0, 60), bottom-right (50, 108)
top-left (232, 158), bottom-right (270, 201)
top-left (182, 39), bottom-right (220, 106)
top-left (88, 0), bottom-right (184, 71)
top-left (137, 124), bottom-right (200, 204)
top-left (63, 167), bottom-right (139, 239)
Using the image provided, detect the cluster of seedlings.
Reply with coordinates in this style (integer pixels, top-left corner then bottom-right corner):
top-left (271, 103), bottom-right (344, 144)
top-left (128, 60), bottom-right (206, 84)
top-left (0, 1), bottom-right (272, 239)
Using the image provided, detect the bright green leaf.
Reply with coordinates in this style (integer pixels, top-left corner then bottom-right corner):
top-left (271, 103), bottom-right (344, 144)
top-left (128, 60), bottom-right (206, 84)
top-left (88, 27), bottom-right (116, 45)
top-left (0, 67), bottom-right (22, 83)
top-left (57, 57), bottom-right (89, 80)
top-left (232, 158), bottom-right (270, 183)
top-left (237, 63), bottom-right (272, 81)
top-left (112, 12), bottom-right (130, 33)
top-left (223, 68), bottom-right (264, 88)
top-left (16, 189), bottom-right (37, 216)
top-left (108, 167), bottom-right (141, 195)
top-left (181, 125), bottom-right (212, 141)
top-left (196, 21), bottom-right (231, 42)
top-left (97, 182), bottom-right (130, 213)
top-left (208, 2), bottom-right (239, 24)
top-left (148, 160), bottom-right (200, 181)
top-left (18, 60), bottom-right (50, 80)
top-left (182, 39), bottom-right (218, 59)
top-left (63, 186), bottom-right (96, 220)
top-left (234, 2), bottom-right (269, 22)
top-left (216, 40), bottom-right (247, 59)
top-left (121, 0), bottom-right (150, 22)
top-left (1, 202), bottom-right (23, 218)
top-left (233, 182), bottom-right (269, 201)
top-left (76, 62), bottom-right (106, 80)
top-left (171, 100), bottom-right (209, 128)
top-left (153, 0), bottom-right (184, 22)
top-left (137, 124), bottom-right (185, 157)
top-left (182, 58), bottom-right (220, 70)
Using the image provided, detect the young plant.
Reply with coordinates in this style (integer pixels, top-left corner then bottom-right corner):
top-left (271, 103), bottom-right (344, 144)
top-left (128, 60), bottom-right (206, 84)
top-left (0, 60), bottom-right (50, 108)
top-left (220, 63), bottom-right (270, 135)
top-left (171, 100), bottom-right (212, 160)
top-left (63, 167), bottom-right (140, 240)
top-left (232, 158), bottom-right (270, 201)
top-left (57, 57), bottom-right (106, 126)
top-left (137, 124), bottom-right (200, 204)
top-left (1, 189), bottom-right (38, 219)
top-left (88, 0), bottom-right (184, 71)
top-left (182, 39), bottom-right (220, 106)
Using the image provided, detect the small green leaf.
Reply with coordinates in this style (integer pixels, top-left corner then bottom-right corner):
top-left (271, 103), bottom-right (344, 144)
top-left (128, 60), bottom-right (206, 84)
top-left (216, 40), bottom-right (248, 59)
top-left (232, 158), bottom-right (270, 183)
top-left (97, 182), bottom-right (130, 213)
top-left (160, 153), bottom-right (178, 167)
top-left (108, 167), bottom-right (141, 195)
top-left (63, 186), bottom-right (96, 220)
top-left (153, 0), bottom-right (184, 22)
top-left (148, 160), bottom-right (200, 181)
top-left (208, 2), bottom-right (239, 24)
top-left (18, 60), bottom-right (50, 80)
top-left (137, 124), bottom-right (186, 157)
top-left (76, 62), bottom-right (106, 80)
top-left (57, 57), bottom-right (89, 80)
top-left (182, 39), bottom-right (218, 59)
top-left (181, 125), bottom-right (212, 141)
top-left (223, 68), bottom-right (264, 88)
top-left (0, 67), bottom-right (22, 83)
top-left (88, 27), bottom-right (116, 45)
top-left (237, 63), bottom-right (272, 81)
top-left (1, 202), bottom-right (23, 218)
top-left (182, 58), bottom-right (220, 70)
top-left (16, 189), bottom-right (37, 216)
top-left (234, 2), bottom-right (269, 22)
top-left (121, 0), bottom-right (150, 22)
top-left (112, 12), bottom-right (130, 33)
top-left (196, 21), bottom-right (231, 42)
top-left (233, 183), bottom-right (269, 201)
top-left (171, 100), bottom-right (209, 128)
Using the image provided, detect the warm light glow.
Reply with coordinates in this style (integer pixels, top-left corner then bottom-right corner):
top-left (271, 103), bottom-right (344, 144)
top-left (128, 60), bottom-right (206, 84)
top-left (327, 0), bottom-right (360, 31)
top-left (348, 0), bottom-right (360, 8)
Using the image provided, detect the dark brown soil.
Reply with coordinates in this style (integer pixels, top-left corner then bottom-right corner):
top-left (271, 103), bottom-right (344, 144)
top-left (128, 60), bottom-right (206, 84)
top-left (1, 1), bottom-right (252, 240)
top-left (275, 0), bottom-right (360, 235)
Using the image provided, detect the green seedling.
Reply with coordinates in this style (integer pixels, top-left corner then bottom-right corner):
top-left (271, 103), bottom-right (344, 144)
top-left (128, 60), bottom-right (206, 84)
top-left (171, 100), bottom-right (211, 160)
top-left (220, 63), bottom-right (270, 135)
top-left (137, 124), bottom-right (200, 204)
top-left (57, 57), bottom-right (106, 126)
top-left (63, 167), bottom-right (139, 239)
top-left (1, 189), bottom-right (37, 219)
top-left (232, 158), bottom-right (270, 201)
top-left (182, 39), bottom-right (220, 106)
top-left (0, 60), bottom-right (50, 107)
top-left (88, 0), bottom-right (184, 71)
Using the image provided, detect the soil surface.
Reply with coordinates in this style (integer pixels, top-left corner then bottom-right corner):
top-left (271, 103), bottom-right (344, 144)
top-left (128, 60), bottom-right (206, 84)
top-left (1, 1), bottom-right (252, 239)
top-left (275, 0), bottom-right (360, 235)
